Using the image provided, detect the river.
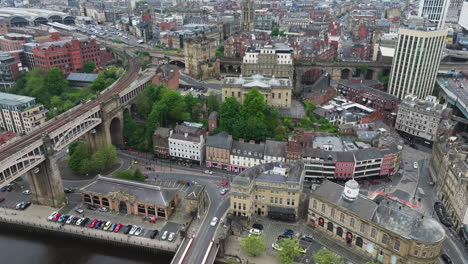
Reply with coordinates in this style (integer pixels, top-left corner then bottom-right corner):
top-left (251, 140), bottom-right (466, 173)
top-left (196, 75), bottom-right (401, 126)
top-left (0, 229), bottom-right (173, 264)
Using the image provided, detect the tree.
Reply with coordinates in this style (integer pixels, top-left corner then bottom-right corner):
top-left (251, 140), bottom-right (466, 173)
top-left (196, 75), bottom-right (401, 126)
top-left (219, 97), bottom-right (241, 133)
top-left (68, 141), bottom-right (81, 156)
top-left (83, 61), bottom-right (96, 73)
top-left (133, 169), bottom-right (146, 182)
top-left (271, 27), bottom-right (280, 36)
top-left (276, 238), bottom-right (301, 264)
top-left (45, 67), bottom-right (68, 96)
top-left (67, 142), bottom-right (89, 173)
top-left (312, 249), bottom-right (345, 264)
top-left (207, 93), bottom-right (220, 113)
top-left (240, 235), bottom-right (266, 256)
top-left (135, 84), bottom-right (160, 118)
top-left (215, 45), bottom-right (224, 57)
top-left (115, 170), bottom-right (134, 180)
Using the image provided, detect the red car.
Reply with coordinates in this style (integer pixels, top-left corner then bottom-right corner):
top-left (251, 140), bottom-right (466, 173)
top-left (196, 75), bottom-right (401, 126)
top-left (52, 213), bottom-right (62, 222)
top-left (0, 198), bottom-right (5, 203)
top-left (89, 219), bottom-right (99, 228)
top-left (114, 223), bottom-right (123, 232)
top-left (144, 174), bottom-right (149, 178)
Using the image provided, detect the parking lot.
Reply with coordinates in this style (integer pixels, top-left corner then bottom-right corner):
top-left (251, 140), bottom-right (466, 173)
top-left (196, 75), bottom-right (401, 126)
top-left (0, 180), bottom-right (32, 210)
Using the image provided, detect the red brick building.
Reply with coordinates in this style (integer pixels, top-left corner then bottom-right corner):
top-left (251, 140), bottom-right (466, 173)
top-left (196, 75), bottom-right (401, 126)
top-left (152, 64), bottom-right (179, 90)
top-left (31, 38), bottom-right (101, 74)
top-left (0, 33), bottom-right (33, 52)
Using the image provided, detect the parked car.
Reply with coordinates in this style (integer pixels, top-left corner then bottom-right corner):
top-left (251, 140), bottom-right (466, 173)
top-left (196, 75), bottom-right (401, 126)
top-left (123, 225), bottom-right (132, 234)
top-left (204, 170), bottom-right (213, 175)
top-left (129, 225), bottom-right (138, 235)
top-left (81, 218), bottom-right (90, 226)
top-left (210, 217), bottom-right (218, 227)
top-left (22, 189), bottom-right (31, 195)
top-left (6, 185), bottom-right (12, 192)
top-left (284, 229), bottom-right (294, 237)
top-left (441, 254), bottom-right (452, 264)
top-left (71, 217), bottom-right (79, 225)
top-left (103, 221), bottom-right (113, 231)
top-left (108, 223), bottom-right (116, 232)
top-left (75, 208), bottom-right (84, 214)
top-left (16, 202), bottom-right (30, 210)
top-left (413, 162), bottom-right (418, 169)
top-left (52, 213), bottom-right (62, 222)
top-left (98, 207), bottom-right (109, 212)
top-left (299, 247), bottom-right (307, 254)
top-left (168, 232), bottom-right (175, 241)
top-left (0, 186), bottom-right (7, 192)
top-left (272, 243), bottom-right (282, 251)
top-left (114, 223), bottom-right (123, 232)
top-left (57, 215), bottom-right (67, 223)
top-left (161, 230), bottom-right (169, 240)
top-left (0, 197), bottom-right (5, 203)
top-left (252, 223), bottom-right (264, 230)
top-left (134, 227), bottom-right (143, 236)
top-left (249, 228), bottom-right (262, 236)
top-left (99, 221), bottom-right (106, 229)
top-left (64, 188), bottom-right (74, 193)
top-left (66, 216), bottom-right (75, 225)
top-left (48, 211), bottom-right (58, 221)
top-left (220, 188), bottom-right (229, 195)
top-left (150, 230), bottom-right (159, 239)
top-left (87, 205), bottom-right (97, 211)
top-left (300, 234), bottom-right (314, 242)
top-left (89, 219), bottom-right (98, 228)
top-left (23, 202), bottom-right (31, 209)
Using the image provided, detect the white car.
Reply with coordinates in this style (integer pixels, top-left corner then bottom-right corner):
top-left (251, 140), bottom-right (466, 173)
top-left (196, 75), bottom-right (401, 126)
top-left (413, 162), bottom-right (418, 169)
top-left (48, 211), bottom-right (58, 221)
top-left (168, 232), bottom-right (175, 241)
top-left (134, 227), bottom-right (143, 236)
top-left (66, 215), bottom-right (75, 225)
top-left (210, 217), bottom-right (219, 227)
top-left (272, 243), bottom-right (283, 251)
top-left (76, 218), bottom-right (83, 226)
top-left (22, 190), bottom-right (31, 195)
top-left (220, 188), bottom-right (229, 195)
top-left (204, 170), bottom-right (213, 175)
top-left (161, 230), bottom-right (169, 240)
top-left (249, 228), bottom-right (262, 236)
top-left (129, 225), bottom-right (138, 235)
top-left (75, 208), bottom-right (84, 214)
top-left (98, 207), bottom-right (109, 212)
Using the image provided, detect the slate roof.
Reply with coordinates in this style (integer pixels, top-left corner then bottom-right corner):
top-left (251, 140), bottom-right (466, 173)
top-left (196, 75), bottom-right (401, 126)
top-left (81, 176), bottom-right (177, 207)
top-left (353, 147), bottom-right (383, 161)
top-left (67, 73), bottom-right (98, 83)
top-left (231, 140), bottom-right (265, 158)
top-left (234, 162), bottom-right (304, 186)
top-left (264, 140), bottom-right (287, 157)
top-left (153, 127), bottom-right (171, 137)
top-left (206, 131), bottom-right (232, 149)
top-left (313, 181), bottom-right (378, 221)
top-left (185, 184), bottom-right (205, 200)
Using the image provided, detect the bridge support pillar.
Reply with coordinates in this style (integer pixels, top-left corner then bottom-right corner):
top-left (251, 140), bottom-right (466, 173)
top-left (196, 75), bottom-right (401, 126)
top-left (330, 68), bottom-right (342, 81)
top-left (84, 124), bottom-right (108, 152)
top-left (27, 155), bottom-right (65, 207)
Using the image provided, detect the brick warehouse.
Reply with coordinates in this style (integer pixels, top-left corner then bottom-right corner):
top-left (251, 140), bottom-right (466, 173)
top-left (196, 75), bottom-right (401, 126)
top-left (26, 38), bottom-right (101, 74)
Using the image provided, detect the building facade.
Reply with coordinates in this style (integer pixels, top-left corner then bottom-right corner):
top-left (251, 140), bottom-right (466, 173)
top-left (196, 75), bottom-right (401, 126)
top-left (242, 44), bottom-right (294, 81)
top-left (169, 122), bottom-right (205, 165)
top-left (395, 95), bottom-right (452, 144)
top-left (230, 140), bottom-right (265, 173)
top-left (0, 92), bottom-right (48, 134)
top-left (230, 162), bottom-right (304, 221)
top-left (418, 0), bottom-right (450, 29)
top-left (222, 75), bottom-right (292, 108)
top-left (429, 135), bottom-right (468, 235)
top-left (205, 131), bottom-right (232, 170)
top-left (153, 126), bottom-right (171, 158)
top-left (308, 180), bottom-right (445, 264)
top-left (254, 10), bottom-right (273, 30)
top-left (264, 140), bottom-right (287, 163)
top-left (388, 28), bottom-right (447, 99)
top-left (184, 37), bottom-right (220, 80)
top-left (0, 52), bottom-right (20, 91)
top-left (240, 0), bottom-right (255, 32)
top-left (81, 176), bottom-right (180, 220)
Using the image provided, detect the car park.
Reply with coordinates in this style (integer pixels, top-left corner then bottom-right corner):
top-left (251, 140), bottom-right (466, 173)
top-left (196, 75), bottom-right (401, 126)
top-left (134, 227), bottom-right (143, 236)
top-left (129, 225), bottom-right (138, 235)
top-left (150, 230), bottom-right (159, 239)
top-left (114, 223), bottom-right (123, 232)
top-left (89, 219), bottom-right (98, 228)
top-left (210, 217), bottom-right (219, 227)
top-left (161, 230), bottom-right (169, 240)
top-left (168, 232), bottom-right (175, 241)
top-left (441, 254), bottom-right (452, 264)
top-left (300, 234), bottom-right (314, 242)
top-left (104, 221), bottom-right (113, 231)
top-left (48, 212), bottom-right (58, 221)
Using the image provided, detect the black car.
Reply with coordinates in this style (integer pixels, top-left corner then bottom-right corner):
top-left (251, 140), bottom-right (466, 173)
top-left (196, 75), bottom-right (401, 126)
top-left (81, 218), bottom-right (90, 227)
top-left (62, 215), bottom-right (70, 223)
top-left (278, 234), bottom-right (289, 241)
top-left (6, 185), bottom-right (12, 192)
top-left (441, 254), bottom-right (452, 264)
top-left (94, 221), bottom-right (102, 229)
top-left (22, 202), bottom-right (31, 209)
top-left (150, 230), bottom-right (159, 239)
top-left (71, 218), bottom-right (78, 225)
top-left (99, 222), bottom-right (106, 230)
top-left (64, 188), bottom-right (74, 194)
top-left (0, 186), bottom-right (7, 192)
top-left (123, 225), bottom-right (132, 234)
top-left (87, 205), bottom-right (97, 211)
top-left (252, 223), bottom-right (264, 230)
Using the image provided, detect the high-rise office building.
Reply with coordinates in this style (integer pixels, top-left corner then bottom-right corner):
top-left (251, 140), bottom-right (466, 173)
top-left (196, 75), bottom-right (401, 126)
top-left (418, 0), bottom-right (451, 29)
top-left (388, 28), bottom-right (447, 99)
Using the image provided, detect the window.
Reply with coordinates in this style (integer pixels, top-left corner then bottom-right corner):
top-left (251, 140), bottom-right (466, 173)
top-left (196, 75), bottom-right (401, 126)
top-left (359, 223), bottom-right (366, 233)
top-left (321, 204), bottom-right (326, 213)
top-left (340, 213), bottom-right (344, 223)
top-left (330, 208), bottom-right (335, 218)
top-left (370, 228), bottom-right (376, 239)
top-left (413, 250), bottom-right (418, 256)
top-left (382, 234), bottom-right (388, 244)
top-left (287, 199), bottom-right (290, 205)
top-left (350, 218), bottom-right (355, 228)
top-left (394, 240), bottom-right (400, 251)
top-left (313, 200), bottom-right (317, 209)
top-left (291, 199), bottom-right (295, 206)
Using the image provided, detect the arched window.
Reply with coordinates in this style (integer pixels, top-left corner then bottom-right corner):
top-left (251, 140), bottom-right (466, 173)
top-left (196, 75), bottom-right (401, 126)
top-left (102, 198), bottom-right (109, 207)
top-left (356, 237), bottom-right (363, 248)
top-left (394, 240), bottom-right (400, 251)
top-left (318, 217), bottom-right (325, 227)
top-left (148, 206), bottom-right (155, 216)
top-left (92, 196), bottom-right (100, 205)
top-left (382, 234), bottom-right (389, 244)
top-left (336, 227), bottom-right (343, 237)
top-left (327, 222), bottom-right (334, 232)
top-left (137, 204), bottom-right (146, 214)
top-left (84, 194), bottom-right (91, 203)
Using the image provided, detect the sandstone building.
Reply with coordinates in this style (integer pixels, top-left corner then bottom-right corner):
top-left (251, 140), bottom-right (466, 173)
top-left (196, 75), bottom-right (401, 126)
top-left (184, 37), bottom-right (220, 80)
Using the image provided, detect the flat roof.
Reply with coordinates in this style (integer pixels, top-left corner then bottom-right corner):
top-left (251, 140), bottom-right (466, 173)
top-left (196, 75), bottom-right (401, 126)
top-left (0, 92), bottom-right (35, 106)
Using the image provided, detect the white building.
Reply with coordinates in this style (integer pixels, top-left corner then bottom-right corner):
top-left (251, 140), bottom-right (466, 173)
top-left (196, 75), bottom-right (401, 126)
top-left (230, 140), bottom-right (265, 173)
top-left (418, 0), bottom-right (451, 29)
top-left (168, 122), bottom-right (205, 165)
top-left (459, 0), bottom-right (468, 30)
top-left (395, 95), bottom-right (452, 143)
top-left (263, 140), bottom-right (287, 163)
top-left (388, 28), bottom-right (447, 100)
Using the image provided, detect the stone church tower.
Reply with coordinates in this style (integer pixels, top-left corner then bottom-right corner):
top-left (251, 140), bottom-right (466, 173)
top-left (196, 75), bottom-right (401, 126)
top-left (240, 0), bottom-right (254, 32)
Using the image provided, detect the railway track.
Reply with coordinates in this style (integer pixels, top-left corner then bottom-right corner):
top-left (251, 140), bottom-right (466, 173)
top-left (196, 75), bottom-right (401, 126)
top-left (0, 51), bottom-right (139, 159)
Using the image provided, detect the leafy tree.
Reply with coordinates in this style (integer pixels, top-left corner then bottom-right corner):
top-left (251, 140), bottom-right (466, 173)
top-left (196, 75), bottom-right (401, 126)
top-left (90, 144), bottom-right (117, 172)
top-left (378, 72), bottom-right (389, 88)
top-left (240, 235), bottom-right (266, 256)
top-left (312, 249), bottom-right (345, 264)
top-left (184, 92), bottom-right (202, 122)
top-left (115, 170), bottom-right (134, 180)
top-left (147, 88), bottom-right (189, 129)
top-left (133, 169), bottom-right (146, 182)
top-left (359, 64), bottom-right (369, 76)
top-left (276, 238), bottom-right (301, 264)
top-left (215, 45), bottom-right (224, 57)
top-left (123, 113), bottom-right (149, 151)
top-left (207, 93), bottom-right (220, 113)
top-left (135, 84), bottom-right (160, 118)
top-left (271, 27), bottom-right (280, 36)
top-left (68, 141), bottom-right (81, 156)
top-left (68, 142), bottom-right (89, 173)
top-left (83, 61), bottom-right (96, 73)
top-left (44, 67), bottom-right (68, 96)
top-left (219, 97), bottom-right (241, 133)
top-left (273, 125), bottom-right (288, 141)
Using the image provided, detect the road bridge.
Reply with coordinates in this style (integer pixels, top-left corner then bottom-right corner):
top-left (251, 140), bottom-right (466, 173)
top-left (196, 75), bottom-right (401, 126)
top-left (0, 51), bottom-right (156, 206)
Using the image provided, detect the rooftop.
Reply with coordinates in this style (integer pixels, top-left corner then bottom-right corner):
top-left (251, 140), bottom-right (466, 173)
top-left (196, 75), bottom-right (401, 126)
top-left (233, 162), bottom-right (304, 186)
top-left (0, 92), bottom-right (36, 107)
top-left (224, 75), bottom-right (291, 89)
top-left (206, 131), bottom-right (232, 149)
top-left (67, 73), bottom-right (98, 83)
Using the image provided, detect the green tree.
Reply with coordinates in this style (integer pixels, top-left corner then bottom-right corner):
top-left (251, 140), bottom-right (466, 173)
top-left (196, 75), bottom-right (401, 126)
top-left (135, 84), bottom-right (160, 118)
top-left (276, 238), bottom-right (301, 264)
top-left (207, 92), bottom-right (219, 113)
top-left (147, 89), bottom-right (189, 130)
top-left (184, 92), bottom-right (202, 122)
top-left (90, 144), bottom-right (117, 172)
top-left (68, 142), bottom-right (89, 173)
top-left (68, 141), bottom-right (81, 156)
top-left (312, 249), bottom-right (345, 264)
top-left (219, 96), bottom-right (241, 133)
top-left (359, 64), bottom-right (369, 76)
top-left (45, 67), bottom-right (68, 96)
top-left (123, 113), bottom-right (149, 151)
top-left (115, 170), bottom-right (134, 180)
top-left (240, 235), bottom-right (266, 256)
top-left (83, 60), bottom-right (96, 73)
top-left (273, 125), bottom-right (288, 141)
top-left (215, 45), bottom-right (224, 57)
top-left (271, 27), bottom-right (280, 36)
top-left (133, 169), bottom-right (146, 182)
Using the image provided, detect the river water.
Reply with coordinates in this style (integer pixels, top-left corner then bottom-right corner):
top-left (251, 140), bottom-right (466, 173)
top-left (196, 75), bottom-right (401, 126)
top-left (0, 229), bottom-right (173, 264)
